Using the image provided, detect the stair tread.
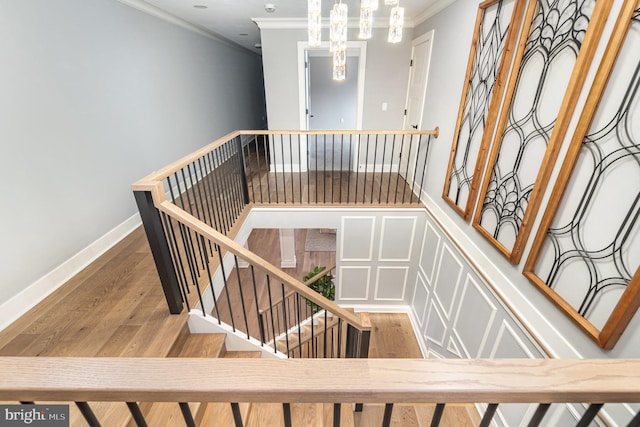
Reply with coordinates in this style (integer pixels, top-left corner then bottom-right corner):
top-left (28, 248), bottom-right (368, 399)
top-left (176, 333), bottom-right (227, 358)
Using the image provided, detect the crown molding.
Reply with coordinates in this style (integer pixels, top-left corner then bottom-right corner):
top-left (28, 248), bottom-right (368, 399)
top-left (252, 16), bottom-right (416, 30)
top-left (414, 0), bottom-right (458, 26)
top-left (115, 0), bottom-right (258, 55)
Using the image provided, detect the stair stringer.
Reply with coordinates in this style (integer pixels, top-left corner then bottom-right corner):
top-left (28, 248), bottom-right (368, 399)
top-left (188, 310), bottom-right (286, 359)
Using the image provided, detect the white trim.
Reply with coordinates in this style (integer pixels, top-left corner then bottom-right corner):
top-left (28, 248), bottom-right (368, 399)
top-left (413, 0), bottom-right (458, 26)
top-left (374, 266), bottom-right (409, 301)
top-left (115, 0), bottom-right (256, 55)
top-left (0, 213), bottom-right (142, 332)
top-left (252, 17), bottom-right (416, 30)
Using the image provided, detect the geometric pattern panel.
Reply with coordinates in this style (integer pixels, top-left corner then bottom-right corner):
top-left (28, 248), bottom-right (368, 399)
top-left (474, 0), bottom-right (613, 263)
top-left (525, 1), bottom-right (640, 349)
top-left (425, 300), bottom-right (448, 347)
top-left (444, 0), bottom-right (526, 219)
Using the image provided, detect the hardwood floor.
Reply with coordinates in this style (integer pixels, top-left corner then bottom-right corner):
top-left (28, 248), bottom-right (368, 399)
top-left (0, 226), bottom-right (478, 426)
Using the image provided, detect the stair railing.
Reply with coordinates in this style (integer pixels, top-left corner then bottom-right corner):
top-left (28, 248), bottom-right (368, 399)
top-left (1, 357), bottom-right (639, 427)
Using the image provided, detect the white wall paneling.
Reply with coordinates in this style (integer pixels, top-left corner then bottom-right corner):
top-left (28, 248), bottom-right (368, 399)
top-left (379, 216), bottom-right (417, 261)
top-left (374, 267), bottom-right (409, 301)
top-left (432, 243), bottom-right (463, 318)
top-left (425, 299), bottom-right (447, 348)
top-left (452, 274), bottom-right (497, 358)
top-left (418, 221), bottom-right (441, 285)
top-left (411, 274), bottom-right (429, 327)
top-left (340, 217), bottom-right (375, 261)
top-left (337, 267), bottom-right (371, 301)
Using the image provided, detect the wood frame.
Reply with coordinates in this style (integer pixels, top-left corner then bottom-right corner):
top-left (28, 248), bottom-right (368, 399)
top-left (472, 0), bottom-right (614, 264)
top-left (523, 0), bottom-right (640, 350)
top-left (443, 0), bottom-right (527, 220)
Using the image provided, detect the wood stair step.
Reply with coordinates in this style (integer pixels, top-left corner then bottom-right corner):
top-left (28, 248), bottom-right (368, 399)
top-left (129, 332), bottom-right (227, 427)
top-left (195, 348), bottom-right (262, 426)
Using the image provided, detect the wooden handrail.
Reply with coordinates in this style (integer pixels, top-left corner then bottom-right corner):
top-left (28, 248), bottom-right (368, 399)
top-left (1, 357), bottom-right (638, 403)
top-left (131, 129), bottom-right (439, 192)
top-left (303, 264), bottom-right (336, 287)
top-left (160, 202), bottom-right (369, 331)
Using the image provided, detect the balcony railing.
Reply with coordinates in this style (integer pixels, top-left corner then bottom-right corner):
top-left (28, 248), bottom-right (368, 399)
top-left (1, 357), bottom-right (639, 427)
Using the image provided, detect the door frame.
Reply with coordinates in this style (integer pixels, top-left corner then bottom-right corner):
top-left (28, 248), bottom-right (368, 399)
top-left (297, 41), bottom-right (367, 132)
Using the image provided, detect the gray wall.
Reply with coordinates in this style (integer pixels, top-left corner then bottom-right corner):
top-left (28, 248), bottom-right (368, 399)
top-left (0, 0), bottom-right (265, 305)
top-left (412, 0), bottom-right (640, 360)
top-left (260, 27), bottom-right (413, 130)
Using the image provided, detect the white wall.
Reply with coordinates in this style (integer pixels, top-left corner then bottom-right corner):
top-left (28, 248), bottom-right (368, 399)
top-left (0, 0), bottom-right (265, 308)
top-left (412, 0), bottom-right (640, 362)
top-left (260, 27), bottom-right (413, 130)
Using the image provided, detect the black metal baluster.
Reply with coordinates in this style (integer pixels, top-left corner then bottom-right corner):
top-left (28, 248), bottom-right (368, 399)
top-left (310, 309), bottom-right (316, 357)
top-left (244, 137), bottom-right (256, 204)
top-left (355, 134), bottom-right (361, 203)
top-left (298, 133), bottom-right (303, 203)
top-left (281, 283), bottom-right (290, 356)
top-left (225, 141), bottom-right (242, 220)
top-left (250, 265), bottom-right (264, 345)
top-left (339, 134), bottom-right (345, 203)
top-left (333, 403), bottom-right (341, 427)
top-left (164, 215), bottom-right (190, 300)
top-left (222, 144), bottom-right (240, 222)
top-left (216, 244), bottom-right (236, 331)
top-left (347, 134), bottom-right (353, 203)
top-left (231, 402), bottom-right (243, 427)
top-left (266, 275), bottom-right (278, 352)
top-left (179, 402), bottom-right (196, 427)
top-left (315, 134), bottom-right (319, 203)
top-left (280, 134), bottom-right (287, 204)
top-left (206, 151), bottom-right (224, 233)
top-left (181, 168), bottom-right (207, 269)
top-left (189, 233), bottom-right (208, 315)
top-left (289, 134), bottom-right (295, 203)
top-left (296, 293), bottom-right (303, 358)
top-left (395, 135), bottom-right (405, 204)
top-left (126, 402), bottom-right (148, 427)
top-left (382, 403), bottom-right (394, 427)
top-left (208, 151), bottom-right (230, 235)
top-left (283, 403), bottom-right (292, 427)
top-left (178, 222), bottom-right (200, 295)
top-left (430, 403), bottom-right (445, 427)
top-left (307, 134), bottom-right (311, 204)
top-left (160, 214), bottom-right (189, 310)
top-left (479, 404), bottom-right (498, 427)
top-left (187, 163), bottom-right (206, 224)
top-left (175, 173), bottom-right (202, 274)
top-left (410, 135), bottom-right (422, 203)
top-left (363, 134), bottom-right (370, 204)
top-left (76, 402), bottom-right (101, 427)
top-left (371, 134), bottom-right (379, 204)
top-left (233, 256), bottom-right (251, 338)
top-left (576, 404), bottom-right (604, 427)
top-left (337, 318), bottom-right (343, 357)
top-left (236, 136), bottom-right (250, 206)
top-left (323, 309), bottom-right (328, 358)
top-left (197, 157), bottom-right (219, 236)
top-left (272, 135), bottom-right (280, 204)
top-left (379, 134), bottom-right (388, 203)
top-left (627, 409), bottom-right (640, 427)
top-left (387, 135), bottom-right (396, 204)
top-left (331, 134), bottom-right (336, 203)
top-left (418, 135), bottom-right (432, 204)
top-left (215, 147), bottom-right (234, 233)
top-left (402, 135), bottom-right (414, 203)
top-left (255, 136), bottom-right (264, 204)
top-left (200, 235), bottom-right (220, 319)
top-left (263, 134), bottom-right (272, 204)
top-left (527, 403), bottom-right (551, 427)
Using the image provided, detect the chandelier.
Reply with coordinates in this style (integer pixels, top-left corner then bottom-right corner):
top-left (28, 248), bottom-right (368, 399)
top-left (308, 0), bottom-right (405, 81)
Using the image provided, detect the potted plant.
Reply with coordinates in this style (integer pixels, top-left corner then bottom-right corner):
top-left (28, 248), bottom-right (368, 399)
top-left (303, 266), bottom-right (335, 313)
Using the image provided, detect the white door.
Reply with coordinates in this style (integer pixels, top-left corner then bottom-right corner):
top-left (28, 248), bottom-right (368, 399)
top-left (400, 31), bottom-right (434, 179)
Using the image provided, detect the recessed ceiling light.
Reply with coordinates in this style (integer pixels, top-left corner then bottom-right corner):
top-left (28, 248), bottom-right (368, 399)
top-left (264, 3), bottom-right (276, 13)
top-left (239, 33), bottom-right (249, 36)
top-left (193, 4), bottom-right (208, 9)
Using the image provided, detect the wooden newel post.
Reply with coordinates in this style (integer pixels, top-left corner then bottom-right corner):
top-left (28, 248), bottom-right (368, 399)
top-left (134, 190), bottom-right (183, 314)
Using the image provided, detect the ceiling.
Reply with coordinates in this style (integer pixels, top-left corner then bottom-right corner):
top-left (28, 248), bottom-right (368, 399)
top-left (133, 0), bottom-right (454, 52)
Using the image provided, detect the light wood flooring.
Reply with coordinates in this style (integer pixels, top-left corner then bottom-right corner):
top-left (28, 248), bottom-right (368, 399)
top-left (0, 227), bottom-right (477, 426)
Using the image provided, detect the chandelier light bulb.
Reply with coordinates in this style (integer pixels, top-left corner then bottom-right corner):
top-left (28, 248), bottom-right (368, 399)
top-left (308, 0), bottom-right (322, 47)
top-left (388, 6), bottom-right (404, 43)
top-left (359, 0), bottom-right (373, 39)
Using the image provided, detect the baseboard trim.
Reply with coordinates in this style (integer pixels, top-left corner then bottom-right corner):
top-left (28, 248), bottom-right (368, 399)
top-left (0, 213), bottom-right (142, 332)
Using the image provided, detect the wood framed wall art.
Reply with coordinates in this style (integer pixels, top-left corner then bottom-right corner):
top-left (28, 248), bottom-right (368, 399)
top-left (443, 0), bottom-right (527, 220)
top-left (524, 0), bottom-right (640, 350)
top-left (472, 0), bottom-right (614, 264)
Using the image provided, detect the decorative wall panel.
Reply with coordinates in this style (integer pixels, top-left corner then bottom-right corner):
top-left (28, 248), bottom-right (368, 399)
top-left (379, 216), bottom-right (417, 261)
top-left (340, 216), bottom-right (375, 261)
top-left (411, 275), bottom-right (429, 327)
top-left (453, 275), bottom-right (498, 358)
top-left (374, 266), bottom-right (409, 301)
top-left (524, 1), bottom-right (640, 350)
top-left (443, 0), bottom-right (526, 219)
top-left (337, 266), bottom-right (370, 300)
top-left (418, 222), bottom-right (440, 284)
top-left (433, 244), bottom-right (463, 317)
top-left (473, 0), bottom-right (614, 264)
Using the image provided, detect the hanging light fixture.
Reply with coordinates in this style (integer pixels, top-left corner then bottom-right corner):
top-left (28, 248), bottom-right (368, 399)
top-left (329, 2), bottom-right (348, 50)
top-left (308, 0), bottom-right (322, 47)
top-left (370, 0), bottom-right (379, 10)
top-left (388, 4), bottom-right (404, 43)
top-left (333, 48), bottom-right (346, 81)
top-left (359, 0), bottom-right (373, 40)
